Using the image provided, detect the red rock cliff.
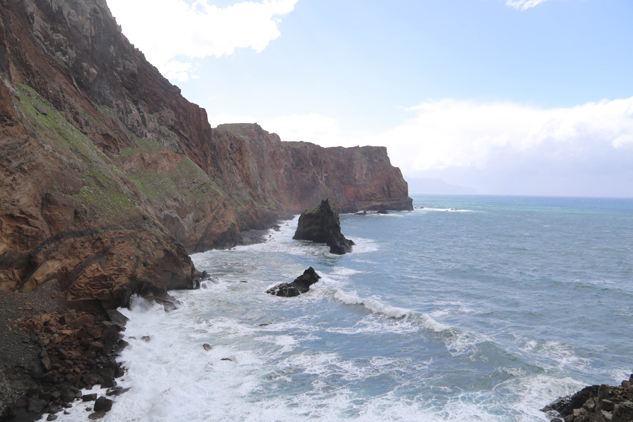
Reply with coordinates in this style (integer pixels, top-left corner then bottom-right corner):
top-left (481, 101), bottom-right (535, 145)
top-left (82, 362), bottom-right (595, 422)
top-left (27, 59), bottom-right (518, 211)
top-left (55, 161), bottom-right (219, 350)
top-left (0, 0), bottom-right (412, 307)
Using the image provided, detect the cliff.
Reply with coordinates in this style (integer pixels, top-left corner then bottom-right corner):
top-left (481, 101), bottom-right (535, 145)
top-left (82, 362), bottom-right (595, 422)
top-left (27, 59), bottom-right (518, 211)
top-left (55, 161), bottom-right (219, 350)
top-left (0, 0), bottom-right (412, 311)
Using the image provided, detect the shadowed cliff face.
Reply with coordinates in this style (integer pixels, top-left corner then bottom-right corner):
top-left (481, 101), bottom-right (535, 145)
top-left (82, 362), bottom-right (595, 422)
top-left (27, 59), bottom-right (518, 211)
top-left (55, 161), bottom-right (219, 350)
top-left (0, 0), bottom-right (411, 306)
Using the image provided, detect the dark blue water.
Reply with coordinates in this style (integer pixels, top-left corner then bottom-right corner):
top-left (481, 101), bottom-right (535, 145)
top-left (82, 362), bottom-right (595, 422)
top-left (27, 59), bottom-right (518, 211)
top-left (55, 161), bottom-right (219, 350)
top-left (74, 195), bottom-right (633, 422)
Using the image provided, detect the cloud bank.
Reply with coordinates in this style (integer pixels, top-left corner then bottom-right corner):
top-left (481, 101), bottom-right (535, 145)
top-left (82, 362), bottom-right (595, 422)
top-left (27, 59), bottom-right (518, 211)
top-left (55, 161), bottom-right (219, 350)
top-left (107, 0), bottom-right (298, 81)
top-left (506, 0), bottom-right (551, 11)
top-left (211, 97), bottom-right (633, 197)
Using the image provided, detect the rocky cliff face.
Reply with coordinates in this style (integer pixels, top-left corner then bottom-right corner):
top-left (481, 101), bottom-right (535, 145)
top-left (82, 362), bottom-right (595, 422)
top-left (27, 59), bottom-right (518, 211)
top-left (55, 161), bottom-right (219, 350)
top-left (0, 0), bottom-right (412, 309)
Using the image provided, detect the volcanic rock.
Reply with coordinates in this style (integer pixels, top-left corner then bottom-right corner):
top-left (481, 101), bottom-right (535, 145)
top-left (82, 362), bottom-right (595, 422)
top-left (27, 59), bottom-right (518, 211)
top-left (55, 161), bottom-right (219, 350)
top-left (266, 267), bottom-right (321, 297)
top-left (293, 200), bottom-right (355, 254)
top-left (94, 397), bottom-right (113, 412)
top-left (542, 375), bottom-right (633, 422)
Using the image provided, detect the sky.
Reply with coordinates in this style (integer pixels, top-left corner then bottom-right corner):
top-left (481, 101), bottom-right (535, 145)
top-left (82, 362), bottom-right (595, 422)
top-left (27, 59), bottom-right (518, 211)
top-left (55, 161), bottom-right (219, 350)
top-left (107, 0), bottom-right (633, 197)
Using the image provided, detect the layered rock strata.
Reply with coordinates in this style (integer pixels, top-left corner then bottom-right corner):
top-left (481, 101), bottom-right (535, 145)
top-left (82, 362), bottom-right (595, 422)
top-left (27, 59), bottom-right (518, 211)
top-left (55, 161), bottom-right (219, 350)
top-left (293, 199), bottom-right (355, 254)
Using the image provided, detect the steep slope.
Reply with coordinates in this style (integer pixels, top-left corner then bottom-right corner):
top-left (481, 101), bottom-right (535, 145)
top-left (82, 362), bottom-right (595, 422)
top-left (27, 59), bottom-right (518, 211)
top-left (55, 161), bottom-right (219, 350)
top-left (0, 0), bottom-right (412, 308)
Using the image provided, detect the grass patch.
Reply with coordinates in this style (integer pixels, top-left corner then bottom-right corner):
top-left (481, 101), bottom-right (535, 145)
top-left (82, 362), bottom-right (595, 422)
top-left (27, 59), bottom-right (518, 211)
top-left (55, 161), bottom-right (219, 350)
top-left (15, 84), bottom-right (139, 220)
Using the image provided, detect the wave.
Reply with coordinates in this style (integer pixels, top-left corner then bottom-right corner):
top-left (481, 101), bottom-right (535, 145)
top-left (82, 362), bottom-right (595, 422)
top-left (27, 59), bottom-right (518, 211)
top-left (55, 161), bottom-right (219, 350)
top-left (417, 207), bottom-right (475, 213)
top-left (331, 288), bottom-right (453, 334)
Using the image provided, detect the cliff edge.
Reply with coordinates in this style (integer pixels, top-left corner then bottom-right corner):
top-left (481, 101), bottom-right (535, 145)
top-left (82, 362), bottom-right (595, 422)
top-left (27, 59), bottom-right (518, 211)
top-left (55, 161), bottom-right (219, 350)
top-left (0, 0), bottom-right (411, 308)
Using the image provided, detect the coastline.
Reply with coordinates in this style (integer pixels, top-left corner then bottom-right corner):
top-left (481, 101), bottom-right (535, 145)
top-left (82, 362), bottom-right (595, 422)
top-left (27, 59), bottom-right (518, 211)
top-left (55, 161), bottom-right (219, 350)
top-left (6, 203), bottom-right (628, 421)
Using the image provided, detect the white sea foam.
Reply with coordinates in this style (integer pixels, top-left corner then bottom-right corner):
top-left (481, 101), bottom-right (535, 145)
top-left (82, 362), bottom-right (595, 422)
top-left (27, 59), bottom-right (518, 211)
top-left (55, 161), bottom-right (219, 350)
top-left (417, 207), bottom-right (475, 213)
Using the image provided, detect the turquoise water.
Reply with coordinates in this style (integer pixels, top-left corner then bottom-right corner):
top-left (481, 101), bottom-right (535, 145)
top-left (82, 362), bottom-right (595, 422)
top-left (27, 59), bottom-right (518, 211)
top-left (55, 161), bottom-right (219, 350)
top-left (57, 195), bottom-right (633, 421)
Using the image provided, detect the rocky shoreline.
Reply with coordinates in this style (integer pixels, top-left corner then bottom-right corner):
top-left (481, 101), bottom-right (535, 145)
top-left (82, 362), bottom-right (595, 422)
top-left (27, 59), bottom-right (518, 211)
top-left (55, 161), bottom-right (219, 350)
top-left (0, 281), bottom-right (129, 421)
top-left (543, 375), bottom-right (633, 422)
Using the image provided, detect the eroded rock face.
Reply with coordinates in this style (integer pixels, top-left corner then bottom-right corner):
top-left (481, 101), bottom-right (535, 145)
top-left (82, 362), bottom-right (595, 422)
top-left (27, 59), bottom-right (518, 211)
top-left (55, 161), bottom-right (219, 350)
top-left (266, 267), bottom-right (321, 297)
top-left (0, 0), bottom-right (409, 305)
top-left (293, 200), bottom-right (355, 255)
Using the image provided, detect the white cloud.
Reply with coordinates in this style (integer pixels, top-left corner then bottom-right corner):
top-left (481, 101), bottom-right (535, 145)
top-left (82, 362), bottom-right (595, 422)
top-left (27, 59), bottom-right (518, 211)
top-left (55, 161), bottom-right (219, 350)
top-left (107, 0), bottom-right (298, 81)
top-left (211, 97), bottom-right (633, 196)
top-left (375, 98), bottom-right (633, 176)
top-left (161, 60), bottom-right (194, 82)
top-left (506, 0), bottom-right (551, 11)
top-left (209, 112), bottom-right (349, 145)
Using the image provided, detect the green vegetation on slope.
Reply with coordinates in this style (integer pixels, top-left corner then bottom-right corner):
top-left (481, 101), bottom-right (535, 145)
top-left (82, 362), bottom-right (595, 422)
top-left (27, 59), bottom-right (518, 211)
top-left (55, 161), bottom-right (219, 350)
top-left (15, 84), bottom-right (139, 220)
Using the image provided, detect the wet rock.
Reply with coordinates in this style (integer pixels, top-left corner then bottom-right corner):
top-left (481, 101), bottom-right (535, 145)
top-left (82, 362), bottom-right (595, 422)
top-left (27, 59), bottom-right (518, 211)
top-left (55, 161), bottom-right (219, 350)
top-left (101, 327), bottom-right (121, 352)
top-left (88, 410), bottom-right (107, 420)
top-left (106, 386), bottom-right (130, 397)
top-left (543, 376), bottom-right (633, 422)
top-left (60, 386), bottom-right (75, 403)
top-left (266, 267), bottom-right (321, 297)
top-left (82, 374), bottom-right (100, 386)
top-left (293, 200), bottom-right (354, 255)
top-left (47, 414), bottom-right (58, 421)
top-left (141, 336), bottom-right (151, 343)
top-left (106, 309), bottom-right (128, 328)
top-left (93, 396), bottom-right (113, 412)
top-left (203, 343), bottom-right (212, 351)
top-left (82, 393), bottom-right (98, 402)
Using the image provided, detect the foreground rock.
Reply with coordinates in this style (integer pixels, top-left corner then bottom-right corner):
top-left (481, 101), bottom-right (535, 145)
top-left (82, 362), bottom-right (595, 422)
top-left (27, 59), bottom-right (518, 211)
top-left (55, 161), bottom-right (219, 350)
top-left (0, 283), bottom-right (126, 421)
top-left (542, 375), bottom-right (633, 422)
top-left (293, 200), bottom-right (355, 254)
top-left (266, 268), bottom-right (321, 297)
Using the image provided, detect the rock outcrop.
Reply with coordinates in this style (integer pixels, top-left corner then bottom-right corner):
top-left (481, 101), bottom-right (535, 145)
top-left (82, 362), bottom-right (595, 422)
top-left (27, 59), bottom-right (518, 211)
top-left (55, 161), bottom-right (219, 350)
top-left (266, 267), bottom-right (321, 297)
top-left (293, 200), bottom-right (355, 254)
top-left (542, 375), bottom-right (633, 422)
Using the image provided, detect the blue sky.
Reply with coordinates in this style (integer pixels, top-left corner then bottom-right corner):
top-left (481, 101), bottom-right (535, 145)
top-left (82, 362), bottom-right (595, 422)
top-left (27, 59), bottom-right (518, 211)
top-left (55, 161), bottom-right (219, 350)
top-left (108, 0), bottom-right (633, 197)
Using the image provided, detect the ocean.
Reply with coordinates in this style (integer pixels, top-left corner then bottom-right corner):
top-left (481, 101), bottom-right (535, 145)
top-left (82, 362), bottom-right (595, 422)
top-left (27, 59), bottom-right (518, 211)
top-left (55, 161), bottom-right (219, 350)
top-left (50, 195), bottom-right (633, 421)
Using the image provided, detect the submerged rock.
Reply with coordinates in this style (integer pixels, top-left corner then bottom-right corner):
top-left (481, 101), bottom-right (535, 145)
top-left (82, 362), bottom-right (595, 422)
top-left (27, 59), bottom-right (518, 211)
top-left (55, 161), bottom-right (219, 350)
top-left (293, 200), bottom-right (355, 255)
top-left (266, 268), bottom-right (321, 297)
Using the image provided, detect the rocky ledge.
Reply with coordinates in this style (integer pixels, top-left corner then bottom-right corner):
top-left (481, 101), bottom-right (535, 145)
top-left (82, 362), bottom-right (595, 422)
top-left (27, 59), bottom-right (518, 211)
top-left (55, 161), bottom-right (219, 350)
top-left (293, 200), bottom-right (355, 255)
top-left (542, 375), bottom-right (633, 422)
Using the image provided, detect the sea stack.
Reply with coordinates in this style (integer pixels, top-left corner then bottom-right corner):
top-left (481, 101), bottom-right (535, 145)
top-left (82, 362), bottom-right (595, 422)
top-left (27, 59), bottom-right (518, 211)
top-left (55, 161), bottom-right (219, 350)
top-left (293, 199), bottom-right (355, 254)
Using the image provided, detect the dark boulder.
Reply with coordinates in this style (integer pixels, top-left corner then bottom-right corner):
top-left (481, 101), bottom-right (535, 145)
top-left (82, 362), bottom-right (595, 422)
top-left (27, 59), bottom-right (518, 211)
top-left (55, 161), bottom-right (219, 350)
top-left (266, 268), bottom-right (321, 297)
top-left (293, 200), bottom-right (354, 255)
top-left (94, 397), bottom-right (113, 412)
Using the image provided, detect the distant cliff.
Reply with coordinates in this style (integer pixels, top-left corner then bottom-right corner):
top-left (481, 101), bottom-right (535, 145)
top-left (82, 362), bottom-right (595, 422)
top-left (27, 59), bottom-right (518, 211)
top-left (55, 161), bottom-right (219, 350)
top-left (0, 0), bottom-right (411, 309)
